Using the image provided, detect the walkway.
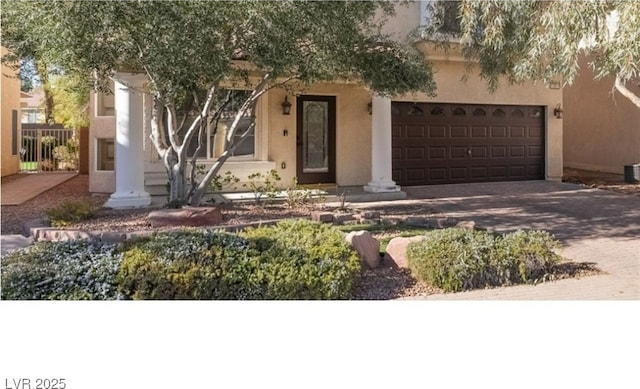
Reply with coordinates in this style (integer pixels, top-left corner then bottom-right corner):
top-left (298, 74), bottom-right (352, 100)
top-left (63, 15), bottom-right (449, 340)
top-left (1, 172), bottom-right (77, 205)
top-left (400, 181), bottom-right (640, 300)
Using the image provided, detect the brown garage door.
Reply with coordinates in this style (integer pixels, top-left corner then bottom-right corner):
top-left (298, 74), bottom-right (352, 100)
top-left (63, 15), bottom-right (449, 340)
top-left (391, 102), bottom-right (545, 186)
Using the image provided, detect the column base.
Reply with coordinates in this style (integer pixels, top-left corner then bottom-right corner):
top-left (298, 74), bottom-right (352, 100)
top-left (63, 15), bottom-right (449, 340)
top-left (104, 191), bottom-right (151, 209)
top-left (363, 180), bottom-right (401, 193)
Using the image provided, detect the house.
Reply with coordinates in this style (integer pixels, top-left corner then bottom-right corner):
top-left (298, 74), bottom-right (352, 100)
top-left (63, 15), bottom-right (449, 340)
top-left (563, 55), bottom-right (640, 174)
top-left (20, 88), bottom-right (46, 124)
top-left (1, 46), bottom-right (22, 177)
top-left (88, 1), bottom-right (563, 208)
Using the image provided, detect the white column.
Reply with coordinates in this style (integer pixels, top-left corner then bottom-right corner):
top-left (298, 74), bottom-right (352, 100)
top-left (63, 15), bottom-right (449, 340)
top-left (364, 95), bottom-right (401, 193)
top-left (104, 73), bottom-right (151, 209)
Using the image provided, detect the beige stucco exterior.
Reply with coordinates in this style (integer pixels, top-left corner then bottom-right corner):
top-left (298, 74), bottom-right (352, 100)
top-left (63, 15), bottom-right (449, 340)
top-left (563, 56), bottom-right (640, 174)
top-left (1, 46), bottom-right (22, 177)
top-left (87, 1), bottom-right (565, 195)
top-left (88, 81), bottom-right (117, 193)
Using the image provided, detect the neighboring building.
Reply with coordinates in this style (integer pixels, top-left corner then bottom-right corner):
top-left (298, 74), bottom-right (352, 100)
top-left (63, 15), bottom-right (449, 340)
top-left (1, 46), bottom-right (22, 177)
top-left (563, 55), bottom-right (640, 174)
top-left (20, 88), bottom-right (46, 124)
top-left (88, 1), bottom-right (563, 208)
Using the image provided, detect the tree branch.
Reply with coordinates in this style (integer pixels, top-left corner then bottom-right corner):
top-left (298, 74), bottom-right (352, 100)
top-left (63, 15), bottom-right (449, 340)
top-left (615, 76), bottom-right (640, 109)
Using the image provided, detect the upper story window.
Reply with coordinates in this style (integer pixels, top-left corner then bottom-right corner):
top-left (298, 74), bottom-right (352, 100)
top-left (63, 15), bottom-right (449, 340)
top-left (421, 0), bottom-right (462, 37)
top-left (95, 80), bottom-right (115, 117)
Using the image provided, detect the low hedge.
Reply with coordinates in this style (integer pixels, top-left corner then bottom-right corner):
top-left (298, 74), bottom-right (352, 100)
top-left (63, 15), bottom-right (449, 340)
top-left (407, 228), bottom-right (562, 292)
top-left (0, 221), bottom-right (362, 300)
top-left (1, 240), bottom-right (123, 300)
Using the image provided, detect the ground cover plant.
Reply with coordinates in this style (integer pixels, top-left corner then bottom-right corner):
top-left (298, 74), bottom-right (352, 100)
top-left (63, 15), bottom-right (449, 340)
top-left (46, 199), bottom-right (97, 227)
top-left (1, 220), bottom-right (360, 300)
top-left (407, 228), bottom-right (562, 292)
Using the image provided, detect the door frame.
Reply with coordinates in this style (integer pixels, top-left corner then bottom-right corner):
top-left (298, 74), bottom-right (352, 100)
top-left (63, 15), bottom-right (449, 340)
top-left (296, 95), bottom-right (336, 184)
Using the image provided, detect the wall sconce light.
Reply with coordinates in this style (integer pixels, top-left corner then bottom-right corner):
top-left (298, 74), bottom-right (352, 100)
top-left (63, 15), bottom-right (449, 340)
top-left (548, 81), bottom-right (561, 90)
top-left (281, 161), bottom-right (286, 169)
top-left (281, 96), bottom-right (292, 115)
top-left (367, 101), bottom-right (372, 115)
top-left (553, 104), bottom-right (563, 119)
top-left (283, 129), bottom-right (288, 137)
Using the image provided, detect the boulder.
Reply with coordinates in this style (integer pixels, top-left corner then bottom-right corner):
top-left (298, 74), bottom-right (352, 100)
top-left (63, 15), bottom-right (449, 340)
top-left (333, 213), bottom-right (355, 224)
top-left (384, 236), bottom-right (425, 268)
top-left (148, 207), bottom-right (223, 228)
top-left (345, 230), bottom-right (381, 269)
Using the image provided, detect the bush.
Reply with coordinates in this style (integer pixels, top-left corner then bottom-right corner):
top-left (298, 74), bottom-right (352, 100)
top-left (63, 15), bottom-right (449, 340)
top-left (46, 199), bottom-right (96, 227)
top-left (117, 221), bottom-right (360, 300)
top-left (407, 228), bottom-right (562, 292)
top-left (240, 220), bottom-right (361, 299)
top-left (1, 240), bottom-right (123, 300)
top-left (117, 230), bottom-right (256, 300)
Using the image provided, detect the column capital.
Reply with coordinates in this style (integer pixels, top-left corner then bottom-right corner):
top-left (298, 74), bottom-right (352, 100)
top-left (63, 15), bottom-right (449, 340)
top-left (112, 72), bottom-right (147, 90)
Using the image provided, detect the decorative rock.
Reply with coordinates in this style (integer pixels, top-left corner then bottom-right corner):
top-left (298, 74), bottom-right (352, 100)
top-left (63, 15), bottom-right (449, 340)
top-left (405, 216), bottom-right (426, 226)
top-left (456, 220), bottom-right (477, 230)
top-left (333, 213), bottom-right (355, 224)
top-left (311, 211), bottom-right (334, 223)
top-left (345, 230), bottom-right (381, 269)
top-left (22, 218), bottom-right (49, 238)
top-left (360, 211), bottom-right (381, 220)
top-left (384, 236), bottom-right (424, 268)
top-left (148, 206), bottom-right (223, 228)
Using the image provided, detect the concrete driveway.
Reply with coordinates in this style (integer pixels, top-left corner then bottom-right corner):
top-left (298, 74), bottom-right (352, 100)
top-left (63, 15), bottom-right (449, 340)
top-left (402, 180), bottom-right (640, 300)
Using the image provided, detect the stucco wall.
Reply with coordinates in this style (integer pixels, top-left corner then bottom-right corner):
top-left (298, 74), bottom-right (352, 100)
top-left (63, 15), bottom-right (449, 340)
top-left (267, 84), bottom-right (372, 187)
top-left (88, 89), bottom-right (116, 193)
top-left (1, 47), bottom-right (21, 177)
top-left (563, 57), bottom-right (640, 173)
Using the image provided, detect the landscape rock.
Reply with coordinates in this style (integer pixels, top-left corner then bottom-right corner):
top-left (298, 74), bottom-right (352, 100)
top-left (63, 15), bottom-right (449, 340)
top-left (148, 207), bottom-right (223, 228)
top-left (456, 220), bottom-right (477, 230)
top-left (360, 211), bottom-right (381, 220)
top-left (384, 236), bottom-right (425, 268)
top-left (311, 211), bottom-right (334, 223)
top-left (333, 213), bottom-right (356, 224)
top-left (345, 230), bottom-right (381, 269)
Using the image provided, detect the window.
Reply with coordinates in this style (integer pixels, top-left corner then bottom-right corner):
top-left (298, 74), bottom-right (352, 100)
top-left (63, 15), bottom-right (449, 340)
top-left (427, 0), bottom-right (462, 35)
top-left (172, 90), bottom-right (256, 160)
top-left (96, 138), bottom-right (115, 171)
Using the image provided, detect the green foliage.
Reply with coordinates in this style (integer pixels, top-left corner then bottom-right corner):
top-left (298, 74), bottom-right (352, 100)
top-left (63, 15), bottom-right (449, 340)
top-left (52, 137), bottom-right (79, 170)
top-left (243, 169), bottom-right (282, 204)
top-left (50, 73), bottom-right (90, 129)
top-left (240, 220), bottom-right (361, 299)
top-left (443, 0), bottom-right (640, 106)
top-left (117, 222), bottom-right (360, 300)
top-left (46, 199), bottom-right (96, 227)
top-left (407, 228), bottom-right (562, 292)
top-left (117, 231), bottom-right (255, 300)
top-left (1, 240), bottom-right (123, 300)
top-left (210, 171), bottom-right (241, 192)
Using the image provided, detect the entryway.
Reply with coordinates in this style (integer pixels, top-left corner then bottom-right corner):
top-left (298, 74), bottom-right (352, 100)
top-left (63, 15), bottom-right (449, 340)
top-left (296, 95), bottom-right (336, 184)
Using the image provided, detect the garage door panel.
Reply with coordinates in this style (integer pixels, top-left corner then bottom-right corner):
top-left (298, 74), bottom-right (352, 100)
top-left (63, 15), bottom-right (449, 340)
top-left (406, 147), bottom-right (425, 160)
top-left (429, 147), bottom-right (447, 159)
top-left (429, 126), bottom-right (447, 138)
top-left (451, 126), bottom-right (468, 137)
top-left (451, 147), bottom-right (468, 159)
top-left (392, 102), bottom-right (545, 185)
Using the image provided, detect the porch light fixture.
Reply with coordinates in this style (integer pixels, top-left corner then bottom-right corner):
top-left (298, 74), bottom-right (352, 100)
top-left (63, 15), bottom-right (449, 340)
top-left (281, 96), bottom-right (292, 115)
top-left (367, 101), bottom-right (372, 115)
top-left (553, 104), bottom-right (563, 119)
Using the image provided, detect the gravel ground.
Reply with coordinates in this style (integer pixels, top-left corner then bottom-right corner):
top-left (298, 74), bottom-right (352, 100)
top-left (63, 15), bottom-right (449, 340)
top-left (2, 171), bottom-right (623, 299)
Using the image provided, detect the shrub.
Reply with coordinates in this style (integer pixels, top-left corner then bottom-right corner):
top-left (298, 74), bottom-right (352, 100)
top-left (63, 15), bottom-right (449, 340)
top-left (118, 221), bottom-right (360, 300)
top-left (240, 220), bottom-right (361, 299)
top-left (46, 199), bottom-right (96, 227)
top-left (407, 228), bottom-right (562, 292)
top-left (117, 230), bottom-right (255, 300)
top-left (1, 240), bottom-right (123, 300)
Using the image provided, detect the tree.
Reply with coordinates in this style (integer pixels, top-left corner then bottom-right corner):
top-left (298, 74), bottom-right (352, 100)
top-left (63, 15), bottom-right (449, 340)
top-left (50, 73), bottom-right (91, 130)
top-left (2, 0), bottom-right (436, 206)
top-left (424, 0), bottom-right (640, 108)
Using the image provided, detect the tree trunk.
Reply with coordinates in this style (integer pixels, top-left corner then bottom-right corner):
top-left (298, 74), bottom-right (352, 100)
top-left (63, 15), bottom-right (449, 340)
top-left (614, 77), bottom-right (640, 109)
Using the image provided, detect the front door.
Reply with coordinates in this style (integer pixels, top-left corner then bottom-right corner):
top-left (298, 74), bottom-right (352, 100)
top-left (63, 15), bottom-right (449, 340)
top-left (296, 95), bottom-right (336, 184)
